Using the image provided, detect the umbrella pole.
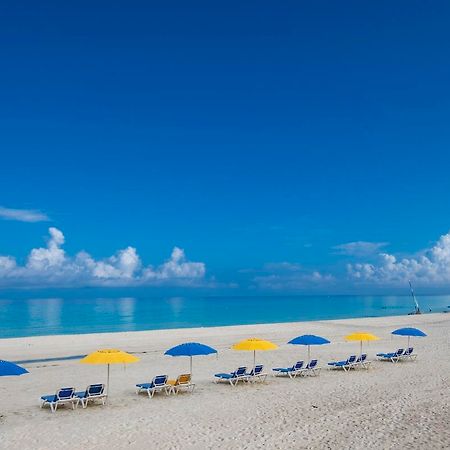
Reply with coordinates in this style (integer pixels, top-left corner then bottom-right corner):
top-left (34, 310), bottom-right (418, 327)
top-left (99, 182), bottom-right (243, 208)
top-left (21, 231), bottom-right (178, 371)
top-left (308, 345), bottom-right (311, 364)
top-left (408, 336), bottom-right (410, 349)
top-left (360, 341), bottom-right (362, 358)
top-left (253, 350), bottom-right (256, 371)
top-left (106, 364), bottom-right (110, 399)
top-left (190, 356), bottom-right (193, 376)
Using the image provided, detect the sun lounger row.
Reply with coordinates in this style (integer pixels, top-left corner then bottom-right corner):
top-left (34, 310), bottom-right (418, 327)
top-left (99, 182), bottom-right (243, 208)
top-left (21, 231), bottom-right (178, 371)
top-left (376, 347), bottom-right (416, 362)
top-left (327, 354), bottom-right (371, 371)
top-left (136, 373), bottom-right (195, 397)
top-left (40, 349), bottom-right (417, 411)
top-left (40, 384), bottom-right (106, 412)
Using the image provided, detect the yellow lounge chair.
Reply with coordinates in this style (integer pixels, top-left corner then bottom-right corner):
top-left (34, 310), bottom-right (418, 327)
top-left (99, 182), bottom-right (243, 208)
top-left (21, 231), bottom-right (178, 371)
top-left (168, 374), bottom-right (195, 394)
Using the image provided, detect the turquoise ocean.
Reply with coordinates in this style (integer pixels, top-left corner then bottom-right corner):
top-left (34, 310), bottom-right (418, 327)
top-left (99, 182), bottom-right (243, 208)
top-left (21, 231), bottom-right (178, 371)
top-left (1, 294), bottom-right (449, 339)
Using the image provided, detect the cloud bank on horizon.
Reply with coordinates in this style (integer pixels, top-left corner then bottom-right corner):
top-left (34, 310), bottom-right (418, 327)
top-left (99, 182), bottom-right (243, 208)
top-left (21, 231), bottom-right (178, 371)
top-left (0, 227), bottom-right (206, 288)
top-left (1, 226), bottom-right (450, 290)
top-left (252, 232), bottom-right (450, 291)
top-left (347, 232), bottom-right (450, 286)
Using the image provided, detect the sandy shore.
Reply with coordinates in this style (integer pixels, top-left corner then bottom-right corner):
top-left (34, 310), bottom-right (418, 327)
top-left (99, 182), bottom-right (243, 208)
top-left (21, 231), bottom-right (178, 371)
top-left (1, 313), bottom-right (449, 449)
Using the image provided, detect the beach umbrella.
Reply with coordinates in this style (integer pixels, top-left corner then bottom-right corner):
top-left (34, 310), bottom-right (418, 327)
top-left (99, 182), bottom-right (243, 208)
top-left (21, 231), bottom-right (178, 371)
top-left (0, 360), bottom-right (29, 377)
top-left (232, 338), bottom-right (278, 370)
top-left (288, 335), bottom-right (330, 363)
top-left (345, 332), bottom-right (379, 357)
top-left (164, 342), bottom-right (217, 376)
top-left (391, 327), bottom-right (427, 348)
top-left (80, 349), bottom-right (139, 397)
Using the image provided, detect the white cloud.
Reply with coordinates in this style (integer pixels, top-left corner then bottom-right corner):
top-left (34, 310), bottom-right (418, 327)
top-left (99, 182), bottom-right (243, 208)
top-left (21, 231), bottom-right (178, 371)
top-left (333, 241), bottom-right (388, 257)
top-left (27, 227), bottom-right (65, 270)
top-left (143, 247), bottom-right (205, 280)
top-left (0, 206), bottom-right (49, 222)
top-left (347, 231), bottom-right (450, 286)
top-left (0, 227), bottom-right (206, 288)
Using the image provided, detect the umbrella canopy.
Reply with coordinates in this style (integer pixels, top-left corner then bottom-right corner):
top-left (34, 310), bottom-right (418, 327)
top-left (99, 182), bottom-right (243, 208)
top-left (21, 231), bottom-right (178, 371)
top-left (80, 349), bottom-right (139, 364)
top-left (392, 327), bottom-right (427, 337)
top-left (0, 360), bottom-right (29, 377)
top-left (232, 338), bottom-right (278, 370)
top-left (392, 327), bottom-right (427, 347)
top-left (345, 332), bottom-right (379, 356)
top-left (288, 335), bottom-right (330, 363)
top-left (165, 342), bottom-right (217, 375)
top-left (80, 349), bottom-right (139, 397)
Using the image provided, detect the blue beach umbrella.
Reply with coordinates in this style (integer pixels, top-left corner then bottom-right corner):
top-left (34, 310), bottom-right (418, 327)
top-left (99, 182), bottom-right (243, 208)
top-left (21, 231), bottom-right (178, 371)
top-left (391, 327), bottom-right (427, 348)
top-left (288, 335), bottom-right (331, 363)
top-left (164, 342), bottom-right (217, 376)
top-left (0, 360), bottom-right (29, 377)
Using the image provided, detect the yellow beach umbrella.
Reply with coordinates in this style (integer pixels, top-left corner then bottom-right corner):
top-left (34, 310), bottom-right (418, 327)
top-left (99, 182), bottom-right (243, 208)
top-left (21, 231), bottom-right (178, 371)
top-left (345, 332), bottom-right (379, 357)
top-left (80, 349), bottom-right (139, 396)
top-left (232, 338), bottom-right (278, 370)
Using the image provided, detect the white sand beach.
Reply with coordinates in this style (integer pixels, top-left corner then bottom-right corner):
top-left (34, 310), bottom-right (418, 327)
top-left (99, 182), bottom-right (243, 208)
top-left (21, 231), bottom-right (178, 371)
top-left (1, 313), bottom-right (449, 450)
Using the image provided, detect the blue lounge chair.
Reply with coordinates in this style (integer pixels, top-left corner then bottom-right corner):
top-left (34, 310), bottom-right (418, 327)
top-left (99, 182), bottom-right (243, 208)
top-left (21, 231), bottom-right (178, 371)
top-left (245, 365), bottom-right (267, 383)
top-left (299, 359), bottom-right (320, 376)
top-left (40, 387), bottom-right (78, 412)
top-left (136, 375), bottom-right (170, 397)
top-left (272, 361), bottom-right (304, 378)
top-left (355, 354), bottom-right (371, 369)
top-left (376, 348), bottom-right (404, 363)
top-left (75, 384), bottom-right (107, 408)
top-left (214, 366), bottom-right (247, 386)
top-left (328, 355), bottom-right (357, 372)
top-left (400, 347), bottom-right (416, 361)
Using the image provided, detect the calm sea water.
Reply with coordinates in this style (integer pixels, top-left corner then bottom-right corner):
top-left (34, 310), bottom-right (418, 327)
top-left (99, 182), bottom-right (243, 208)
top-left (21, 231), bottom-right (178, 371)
top-left (0, 294), bottom-right (449, 339)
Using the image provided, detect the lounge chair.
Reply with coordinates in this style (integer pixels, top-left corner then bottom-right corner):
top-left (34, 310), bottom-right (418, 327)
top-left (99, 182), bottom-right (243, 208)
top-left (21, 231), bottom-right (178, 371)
top-left (244, 365), bottom-right (267, 383)
top-left (168, 374), bottom-right (195, 394)
top-left (355, 354), bottom-right (371, 369)
top-left (376, 348), bottom-right (404, 363)
top-left (40, 387), bottom-right (79, 412)
top-left (136, 375), bottom-right (171, 397)
top-left (214, 366), bottom-right (247, 386)
top-left (328, 355), bottom-right (357, 372)
top-left (299, 359), bottom-right (320, 376)
top-left (272, 361), bottom-right (304, 378)
top-left (400, 347), bottom-right (417, 361)
top-left (75, 384), bottom-right (107, 408)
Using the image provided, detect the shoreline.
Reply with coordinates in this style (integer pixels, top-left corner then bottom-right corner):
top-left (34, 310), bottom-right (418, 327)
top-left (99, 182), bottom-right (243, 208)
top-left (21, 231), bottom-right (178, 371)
top-left (1, 312), bottom-right (447, 360)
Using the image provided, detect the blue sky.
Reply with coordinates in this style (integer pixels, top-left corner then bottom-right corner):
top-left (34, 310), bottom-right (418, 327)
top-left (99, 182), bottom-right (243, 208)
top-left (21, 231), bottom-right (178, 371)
top-left (1, 1), bottom-right (450, 293)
